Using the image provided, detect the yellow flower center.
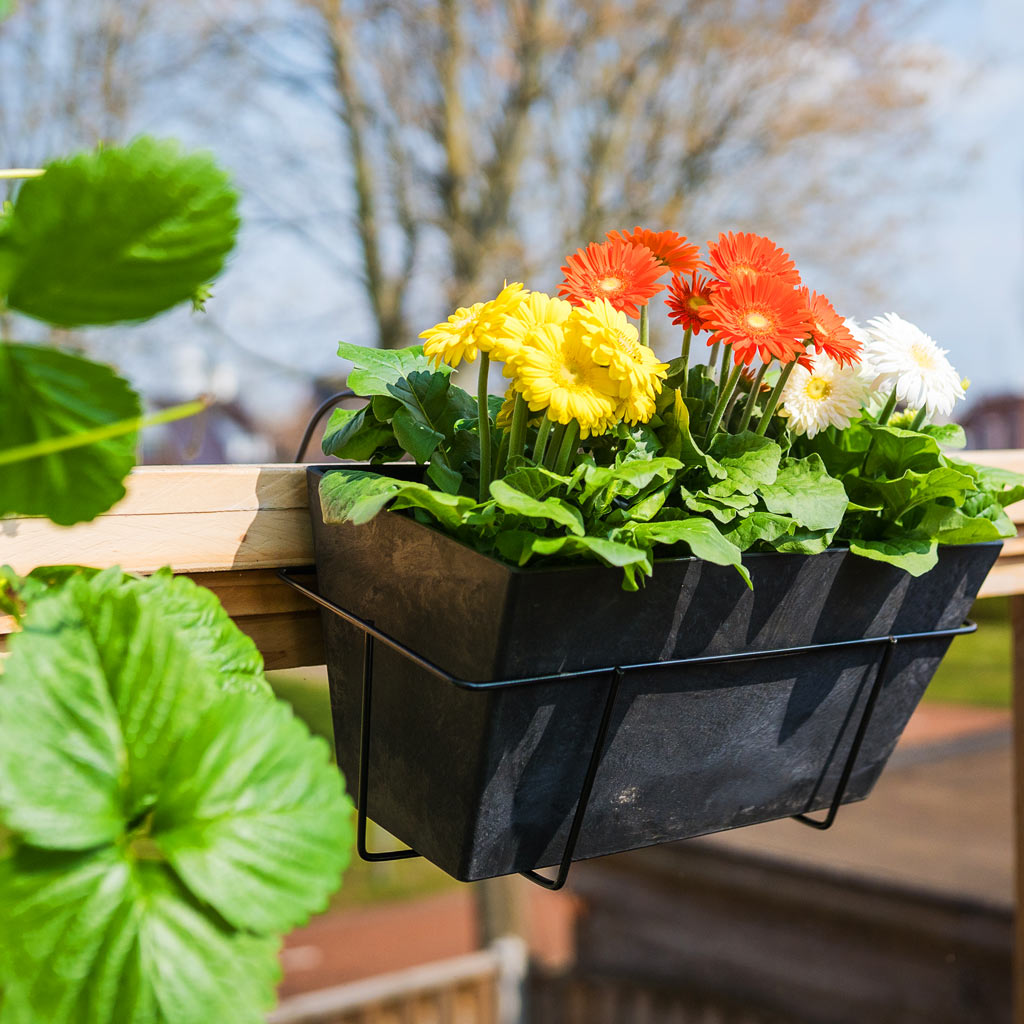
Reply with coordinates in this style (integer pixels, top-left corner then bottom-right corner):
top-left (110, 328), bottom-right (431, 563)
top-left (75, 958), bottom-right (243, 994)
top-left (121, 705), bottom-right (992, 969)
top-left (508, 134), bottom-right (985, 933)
top-left (910, 342), bottom-right (938, 370)
top-left (806, 376), bottom-right (832, 401)
top-left (744, 312), bottom-right (770, 331)
top-left (732, 263), bottom-right (757, 279)
top-left (598, 276), bottom-right (623, 293)
top-left (557, 361), bottom-right (588, 388)
top-left (688, 295), bottom-right (708, 310)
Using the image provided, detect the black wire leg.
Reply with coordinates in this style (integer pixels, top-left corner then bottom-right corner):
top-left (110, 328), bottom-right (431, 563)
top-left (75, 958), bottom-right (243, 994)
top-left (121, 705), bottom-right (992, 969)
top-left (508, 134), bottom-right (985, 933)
top-left (792, 636), bottom-right (899, 830)
top-left (356, 628), bottom-right (421, 862)
top-left (519, 667), bottom-right (625, 891)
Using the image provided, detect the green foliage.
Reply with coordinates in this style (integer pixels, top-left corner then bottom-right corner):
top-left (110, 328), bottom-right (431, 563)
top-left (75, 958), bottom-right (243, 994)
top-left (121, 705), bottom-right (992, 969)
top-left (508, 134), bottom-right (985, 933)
top-left (0, 138), bottom-right (239, 326)
top-left (0, 572), bottom-right (353, 1024)
top-left (0, 345), bottom-right (140, 523)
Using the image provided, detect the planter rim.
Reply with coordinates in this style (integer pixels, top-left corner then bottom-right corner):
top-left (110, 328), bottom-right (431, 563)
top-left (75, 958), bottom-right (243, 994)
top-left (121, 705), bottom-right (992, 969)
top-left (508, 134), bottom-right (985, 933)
top-left (311, 464), bottom-right (1001, 579)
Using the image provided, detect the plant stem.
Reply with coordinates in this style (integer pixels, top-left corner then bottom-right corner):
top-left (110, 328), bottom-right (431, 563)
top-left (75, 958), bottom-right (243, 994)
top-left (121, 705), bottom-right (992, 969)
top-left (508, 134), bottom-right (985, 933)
top-left (507, 391), bottom-right (530, 468)
top-left (552, 420), bottom-right (580, 475)
top-left (706, 359), bottom-right (743, 438)
top-left (0, 169), bottom-right (44, 180)
top-left (477, 354), bottom-right (492, 501)
top-left (679, 328), bottom-right (692, 398)
top-left (639, 304), bottom-right (649, 348)
top-left (494, 429), bottom-right (511, 478)
top-left (722, 380), bottom-right (744, 430)
top-left (707, 340), bottom-right (721, 381)
top-left (0, 398), bottom-right (207, 466)
top-left (718, 339), bottom-right (730, 385)
top-left (909, 406), bottom-right (928, 431)
top-left (736, 362), bottom-right (769, 433)
top-left (876, 390), bottom-right (898, 425)
top-left (543, 422), bottom-right (566, 470)
top-left (755, 361), bottom-right (797, 436)
top-left (532, 415), bottom-right (554, 463)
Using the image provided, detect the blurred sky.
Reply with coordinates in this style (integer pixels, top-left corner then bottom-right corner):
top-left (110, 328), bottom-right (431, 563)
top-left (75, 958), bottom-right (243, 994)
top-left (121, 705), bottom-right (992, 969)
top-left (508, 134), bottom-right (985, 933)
top-left (8, 0), bottom-right (1022, 430)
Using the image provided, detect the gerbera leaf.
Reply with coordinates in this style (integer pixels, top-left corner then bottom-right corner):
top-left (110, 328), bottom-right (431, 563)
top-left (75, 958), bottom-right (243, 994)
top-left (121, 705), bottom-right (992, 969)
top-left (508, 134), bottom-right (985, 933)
top-left (321, 405), bottom-right (396, 461)
top-left (845, 465), bottom-right (975, 520)
top-left (848, 536), bottom-right (939, 576)
top-left (624, 518), bottom-right (751, 588)
top-left (494, 530), bottom-right (650, 573)
top-left (489, 479), bottom-right (584, 536)
top-left (861, 423), bottom-right (945, 477)
top-left (336, 343), bottom-right (451, 397)
top-left (319, 470), bottom-right (476, 530)
top-left (707, 432), bottom-right (782, 496)
top-left (760, 455), bottom-right (848, 532)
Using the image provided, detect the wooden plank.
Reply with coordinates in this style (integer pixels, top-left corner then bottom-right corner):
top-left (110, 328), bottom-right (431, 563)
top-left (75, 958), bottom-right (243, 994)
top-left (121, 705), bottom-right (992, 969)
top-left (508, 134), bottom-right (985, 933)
top-left (1012, 595), bottom-right (1024, 1024)
top-left (0, 509), bottom-right (313, 576)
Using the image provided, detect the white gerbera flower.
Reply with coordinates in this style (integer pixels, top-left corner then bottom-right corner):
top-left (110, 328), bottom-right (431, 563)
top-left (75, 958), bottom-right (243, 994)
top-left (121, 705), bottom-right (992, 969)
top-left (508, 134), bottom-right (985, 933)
top-left (779, 352), bottom-right (868, 438)
top-left (863, 313), bottom-right (965, 417)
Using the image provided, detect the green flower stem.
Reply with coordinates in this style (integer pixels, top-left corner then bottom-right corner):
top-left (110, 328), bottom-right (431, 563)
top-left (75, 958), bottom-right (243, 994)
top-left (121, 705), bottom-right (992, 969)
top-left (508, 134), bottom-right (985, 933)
top-left (736, 362), bottom-right (769, 433)
top-left (0, 398), bottom-right (207, 467)
top-left (679, 328), bottom-right (692, 398)
top-left (706, 359), bottom-right (743, 438)
top-left (532, 415), bottom-right (554, 463)
top-left (909, 406), bottom-right (928, 431)
top-left (876, 390), bottom-right (898, 425)
top-left (543, 422), bottom-right (566, 470)
top-left (639, 304), bottom-right (649, 348)
top-left (494, 429), bottom-right (511, 477)
top-left (755, 361), bottom-right (797, 436)
top-left (707, 340), bottom-right (720, 379)
top-left (722, 380), bottom-right (744, 430)
top-left (552, 420), bottom-right (580, 475)
top-left (506, 390), bottom-right (530, 468)
top-left (476, 353), bottom-right (492, 501)
top-left (0, 168), bottom-right (45, 180)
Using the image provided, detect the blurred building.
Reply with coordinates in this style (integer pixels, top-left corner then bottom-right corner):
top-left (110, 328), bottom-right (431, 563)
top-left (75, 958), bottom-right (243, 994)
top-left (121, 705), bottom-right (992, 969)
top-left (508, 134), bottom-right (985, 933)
top-left (961, 394), bottom-right (1024, 450)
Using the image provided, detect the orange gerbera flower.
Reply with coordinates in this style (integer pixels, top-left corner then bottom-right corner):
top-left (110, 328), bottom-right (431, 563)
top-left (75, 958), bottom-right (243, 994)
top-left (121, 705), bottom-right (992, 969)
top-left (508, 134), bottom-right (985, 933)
top-left (700, 274), bottom-right (810, 366)
top-left (559, 239), bottom-right (665, 319)
top-left (666, 272), bottom-right (717, 334)
top-left (801, 289), bottom-right (862, 368)
top-left (704, 231), bottom-right (802, 287)
top-left (605, 227), bottom-right (701, 275)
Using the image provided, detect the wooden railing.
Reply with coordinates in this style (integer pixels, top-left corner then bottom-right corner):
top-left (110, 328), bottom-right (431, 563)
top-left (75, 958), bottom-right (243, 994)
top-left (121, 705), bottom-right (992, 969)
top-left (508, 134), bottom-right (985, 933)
top-left (2, 454), bottom-right (1023, 1014)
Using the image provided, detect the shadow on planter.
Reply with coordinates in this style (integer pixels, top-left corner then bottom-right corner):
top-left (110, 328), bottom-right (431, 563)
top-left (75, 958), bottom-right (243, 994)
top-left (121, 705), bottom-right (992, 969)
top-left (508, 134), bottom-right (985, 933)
top-left (303, 465), bottom-right (999, 883)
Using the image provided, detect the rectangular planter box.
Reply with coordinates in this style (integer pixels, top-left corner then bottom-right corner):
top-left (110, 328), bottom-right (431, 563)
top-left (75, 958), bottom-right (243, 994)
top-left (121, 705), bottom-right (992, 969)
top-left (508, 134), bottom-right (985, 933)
top-left (308, 465), bottom-right (1000, 882)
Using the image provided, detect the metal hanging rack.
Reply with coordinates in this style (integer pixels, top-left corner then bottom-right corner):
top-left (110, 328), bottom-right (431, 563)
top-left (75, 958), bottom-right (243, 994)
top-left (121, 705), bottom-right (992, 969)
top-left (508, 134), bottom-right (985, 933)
top-left (279, 566), bottom-right (975, 891)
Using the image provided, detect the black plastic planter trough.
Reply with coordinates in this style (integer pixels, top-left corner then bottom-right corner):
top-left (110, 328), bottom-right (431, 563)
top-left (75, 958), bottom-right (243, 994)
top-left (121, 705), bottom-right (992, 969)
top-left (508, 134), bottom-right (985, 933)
top-left (294, 464), bottom-right (999, 886)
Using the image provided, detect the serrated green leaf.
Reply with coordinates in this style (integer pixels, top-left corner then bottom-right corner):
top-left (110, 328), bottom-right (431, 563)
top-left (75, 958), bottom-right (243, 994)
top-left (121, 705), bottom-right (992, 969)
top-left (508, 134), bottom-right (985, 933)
top-left (626, 517), bottom-right (750, 587)
top-left (707, 432), bottom-right (781, 496)
top-left (490, 479), bottom-right (584, 536)
top-left (847, 465), bottom-right (975, 519)
top-left (1, 138), bottom-right (238, 326)
top-left (918, 503), bottom-right (1014, 544)
top-left (761, 455), bottom-right (848, 531)
top-left (321, 405), bottom-right (395, 461)
top-left (683, 490), bottom-right (756, 524)
top-left (153, 696), bottom-right (352, 934)
top-left (580, 456), bottom-right (682, 514)
top-left (336, 343), bottom-right (451, 397)
top-left (320, 469), bottom-right (475, 530)
top-left (725, 511), bottom-right (798, 550)
top-left (848, 536), bottom-right (938, 576)
top-left (0, 344), bottom-right (140, 524)
top-left (426, 460), bottom-right (463, 494)
top-left (494, 530), bottom-right (650, 571)
top-left (921, 423), bottom-right (967, 449)
top-left (0, 848), bottom-right (280, 1024)
top-left (862, 423), bottom-right (944, 477)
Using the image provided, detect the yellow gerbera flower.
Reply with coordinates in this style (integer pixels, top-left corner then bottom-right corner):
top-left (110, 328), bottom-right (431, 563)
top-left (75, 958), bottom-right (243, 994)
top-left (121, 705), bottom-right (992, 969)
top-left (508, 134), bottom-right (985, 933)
top-left (419, 282), bottom-right (527, 368)
top-left (575, 298), bottom-right (669, 407)
top-left (497, 290), bottom-right (574, 362)
top-left (511, 321), bottom-right (622, 438)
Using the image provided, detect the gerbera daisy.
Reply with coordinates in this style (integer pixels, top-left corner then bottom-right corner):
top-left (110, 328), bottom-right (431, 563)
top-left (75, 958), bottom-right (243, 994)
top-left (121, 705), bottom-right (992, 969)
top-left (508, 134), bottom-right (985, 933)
top-left (666, 272), bottom-right (717, 334)
top-left (511, 321), bottom-right (622, 437)
top-left (574, 299), bottom-right (668, 416)
top-left (863, 313), bottom-right (965, 416)
top-left (420, 282), bottom-right (526, 367)
top-left (559, 239), bottom-right (665, 319)
top-left (606, 227), bottom-right (701, 275)
top-left (699, 274), bottom-right (810, 366)
top-left (801, 289), bottom-right (861, 367)
top-left (497, 291), bottom-right (574, 367)
top-left (779, 352), bottom-right (868, 438)
top-left (704, 231), bottom-right (802, 287)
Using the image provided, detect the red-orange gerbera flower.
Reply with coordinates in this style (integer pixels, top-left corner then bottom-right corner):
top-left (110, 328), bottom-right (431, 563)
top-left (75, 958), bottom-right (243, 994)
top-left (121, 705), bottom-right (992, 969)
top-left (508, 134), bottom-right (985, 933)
top-left (801, 288), bottom-right (862, 368)
top-left (666, 272), bottom-right (717, 334)
top-left (559, 239), bottom-right (665, 319)
top-left (606, 227), bottom-right (701, 276)
top-left (704, 231), bottom-right (802, 288)
top-left (699, 274), bottom-right (810, 365)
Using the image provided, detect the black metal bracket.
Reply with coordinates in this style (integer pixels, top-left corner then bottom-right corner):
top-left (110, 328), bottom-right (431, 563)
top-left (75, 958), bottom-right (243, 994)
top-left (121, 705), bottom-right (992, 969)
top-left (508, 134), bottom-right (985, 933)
top-left (278, 567), bottom-right (976, 889)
